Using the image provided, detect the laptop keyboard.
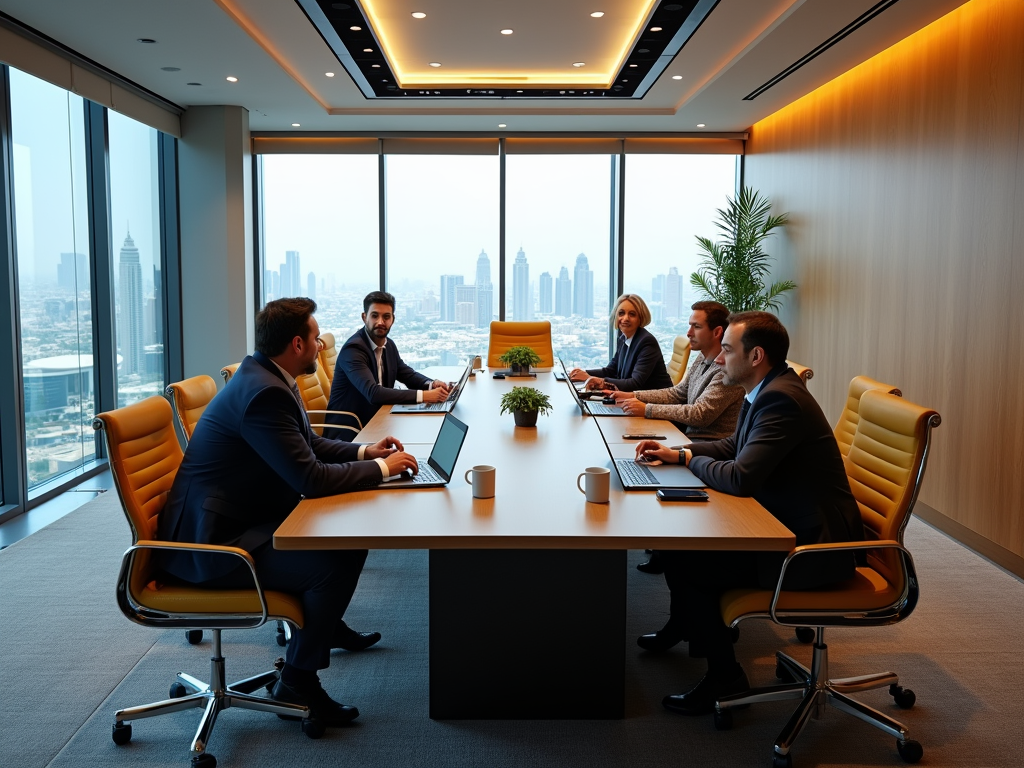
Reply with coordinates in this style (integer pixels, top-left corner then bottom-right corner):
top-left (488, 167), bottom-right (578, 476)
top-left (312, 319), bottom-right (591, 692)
top-left (588, 402), bottom-right (622, 415)
top-left (409, 464), bottom-right (443, 483)
top-left (615, 459), bottom-right (659, 486)
top-left (420, 388), bottom-right (458, 410)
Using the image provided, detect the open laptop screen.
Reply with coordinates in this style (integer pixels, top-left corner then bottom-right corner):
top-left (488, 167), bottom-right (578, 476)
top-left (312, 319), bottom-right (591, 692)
top-left (427, 413), bottom-right (469, 481)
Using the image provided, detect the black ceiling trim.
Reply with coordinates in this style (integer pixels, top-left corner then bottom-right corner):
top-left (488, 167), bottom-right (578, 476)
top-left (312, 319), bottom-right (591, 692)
top-left (742, 0), bottom-right (903, 101)
top-left (296, 0), bottom-right (717, 100)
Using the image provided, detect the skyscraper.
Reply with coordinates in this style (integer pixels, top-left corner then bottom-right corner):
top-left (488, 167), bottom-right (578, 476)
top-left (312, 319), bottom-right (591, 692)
top-left (555, 266), bottom-right (572, 316)
top-left (538, 271), bottom-right (553, 314)
top-left (117, 230), bottom-right (144, 375)
top-left (651, 273), bottom-right (665, 303)
top-left (57, 252), bottom-right (89, 292)
top-left (475, 249), bottom-right (493, 327)
top-left (307, 271), bottom-right (317, 301)
top-left (285, 251), bottom-right (301, 298)
top-left (572, 253), bottom-right (594, 318)
top-left (440, 274), bottom-right (464, 321)
top-left (663, 267), bottom-right (683, 318)
top-left (512, 247), bottom-right (531, 321)
top-left (475, 249), bottom-right (491, 287)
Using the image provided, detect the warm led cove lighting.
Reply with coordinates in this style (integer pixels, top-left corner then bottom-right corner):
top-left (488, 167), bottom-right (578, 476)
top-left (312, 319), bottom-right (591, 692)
top-left (590, 12), bottom-right (605, 18)
top-left (500, 29), bottom-right (513, 35)
top-left (226, 76), bottom-right (238, 82)
top-left (411, 12), bottom-right (426, 19)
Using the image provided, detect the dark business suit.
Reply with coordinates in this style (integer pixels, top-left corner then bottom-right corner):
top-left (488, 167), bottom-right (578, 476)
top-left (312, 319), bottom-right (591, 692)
top-left (327, 329), bottom-right (433, 430)
top-left (158, 351), bottom-right (383, 670)
top-left (660, 365), bottom-right (863, 658)
top-left (585, 326), bottom-right (673, 392)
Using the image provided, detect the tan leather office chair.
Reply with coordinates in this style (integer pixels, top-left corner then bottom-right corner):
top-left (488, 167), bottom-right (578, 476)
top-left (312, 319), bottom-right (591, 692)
top-left (165, 375), bottom-right (218, 445)
top-left (834, 375), bottom-right (903, 458)
top-left (713, 390), bottom-right (940, 767)
top-left (94, 396), bottom-right (321, 766)
top-left (666, 335), bottom-right (693, 386)
top-left (295, 369), bottom-right (362, 439)
top-left (219, 362), bottom-right (240, 385)
top-left (317, 332), bottom-right (339, 385)
top-left (786, 360), bottom-right (813, 386)
top-left (487, 321), bottom-right (555, 369)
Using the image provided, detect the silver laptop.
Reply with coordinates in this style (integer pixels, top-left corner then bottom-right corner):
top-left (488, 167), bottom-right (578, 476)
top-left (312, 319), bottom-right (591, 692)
top-left (367, 413), bottom-right (469, 489)
top-left (391, 362), bottom-right (471, 413)
top-left (558, 358), bottom-right (630, 417)
top-left (604, 443), bottom-right (706, 491)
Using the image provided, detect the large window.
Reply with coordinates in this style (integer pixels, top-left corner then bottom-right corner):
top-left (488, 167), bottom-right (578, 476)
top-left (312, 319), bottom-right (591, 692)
top-left (623, 154), bottom-right (739, 358)
top-left (9, 69), bottom-right (95, 490)
top-left (260, 154), bottom-right (380, 345)
top-left (384, 154), bottom-right (499, 366)
top-left (505, 154), bottom-right (613, 369)
top-left (108, 110), bottom-right (164, 406)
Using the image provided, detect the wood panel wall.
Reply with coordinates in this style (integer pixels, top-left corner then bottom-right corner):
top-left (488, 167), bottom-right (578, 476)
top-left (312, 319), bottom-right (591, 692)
top-left (744, 0), bottom-right (1024, 566)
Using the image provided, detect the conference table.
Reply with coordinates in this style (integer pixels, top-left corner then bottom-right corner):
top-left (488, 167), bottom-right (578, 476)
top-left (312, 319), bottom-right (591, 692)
top-left (274, 367), bottom-right (794, 719)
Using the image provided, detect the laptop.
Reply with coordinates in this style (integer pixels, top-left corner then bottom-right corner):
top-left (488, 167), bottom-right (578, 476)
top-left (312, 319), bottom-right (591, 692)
top-left (604, 442), bottom-right (706, 491)
top-left (367, 412), bottom-right (470, 489)
top-left (558, 358), bottom-right (630, 417)
top-left (391, 362), bottom-right (471, 413)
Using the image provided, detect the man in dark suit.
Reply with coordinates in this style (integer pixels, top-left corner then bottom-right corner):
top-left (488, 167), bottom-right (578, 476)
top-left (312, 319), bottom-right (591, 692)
top-left (158, 297), bottom-right (420, 726)
top-left (633, 311), bottom-right (863, 715)
top-left (326, 291), bottom-right (450, 431)
top-left (568, 294), bottom-right (673, 392)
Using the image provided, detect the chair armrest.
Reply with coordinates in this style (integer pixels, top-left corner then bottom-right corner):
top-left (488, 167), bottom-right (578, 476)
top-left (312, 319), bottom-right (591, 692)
top-left (309, 422), bottom-right (359, 435)
top-left (119, 540), bottom-right (269, 627)
top-left (769, 539), bottom-right (916, 624)
top-left (305, 409), bottom-right (363, 429)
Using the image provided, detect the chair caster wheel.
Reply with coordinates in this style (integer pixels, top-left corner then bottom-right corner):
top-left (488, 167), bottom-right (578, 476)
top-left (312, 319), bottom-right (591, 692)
top-left (795, 627), bottom-right (815, 643)
top-left (111, 722), bottom-right (132, 745)
top-left (185, 629), bottom-right (203, 645)
top-left (191, 753), bottom-right (217, 768)
top-left (302, 718), bottom-right (326, 739)
top-left (890, 685), bottom-right (916, 709)
top-left (897, 738), bottom-right (923, 763)
top-left (772, 752), bottom-right (792, 768)
top-left (169, 682), bottom-right (188, 699)
top-left (713, 708), bottom-right (733, 730)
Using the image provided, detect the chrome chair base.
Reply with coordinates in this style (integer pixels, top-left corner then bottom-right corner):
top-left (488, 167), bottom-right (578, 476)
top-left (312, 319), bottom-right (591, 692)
top-left (715, 628), bottom-right (921, 765)
top-left (113, 630), bottom-right (310, 762)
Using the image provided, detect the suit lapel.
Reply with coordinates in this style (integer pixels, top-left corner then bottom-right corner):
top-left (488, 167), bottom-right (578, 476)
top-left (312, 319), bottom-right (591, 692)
top-left (253, 351), bottom-right (314, 444)
top-left (736, 364), bottom-right (789, 449)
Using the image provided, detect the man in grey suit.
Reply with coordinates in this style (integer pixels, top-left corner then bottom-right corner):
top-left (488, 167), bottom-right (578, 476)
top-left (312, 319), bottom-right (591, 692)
top-left (633, 312), bottom-right (864, 716)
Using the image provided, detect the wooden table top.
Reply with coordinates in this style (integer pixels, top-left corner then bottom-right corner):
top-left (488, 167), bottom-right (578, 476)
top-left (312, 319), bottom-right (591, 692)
top-left (274, 369), bottom-right (794, 552)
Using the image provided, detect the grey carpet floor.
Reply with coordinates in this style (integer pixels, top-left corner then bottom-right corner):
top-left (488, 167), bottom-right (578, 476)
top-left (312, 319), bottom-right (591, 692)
top-left (2, 490), bottom-right (1022, 768)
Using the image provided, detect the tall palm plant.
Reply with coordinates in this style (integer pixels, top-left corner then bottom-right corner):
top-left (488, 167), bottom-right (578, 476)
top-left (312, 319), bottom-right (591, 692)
top-left (690, 186), bottom-right (795, 312)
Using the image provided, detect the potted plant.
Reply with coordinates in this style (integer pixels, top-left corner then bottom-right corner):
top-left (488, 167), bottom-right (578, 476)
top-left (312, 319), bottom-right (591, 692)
top-left (690, 186), bottom-right (796, 312)
top-left (499, 386), bottom-right (552, 428)
top-left (498, 345), bottom-right (542, 376)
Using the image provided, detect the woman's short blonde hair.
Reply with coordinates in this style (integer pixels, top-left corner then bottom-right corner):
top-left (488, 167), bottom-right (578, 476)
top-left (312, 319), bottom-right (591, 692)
top-left (609, 294), bottom-right (652, 329)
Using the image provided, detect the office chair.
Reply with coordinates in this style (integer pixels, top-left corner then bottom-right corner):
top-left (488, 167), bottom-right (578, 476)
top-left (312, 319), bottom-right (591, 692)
top-left (713, 390), bottom-right (940, 767)
top-left (785, 360), bottom-right (814, 386)
top-left (835, 375), bottom-right (903, 458)
top-left (666, 335), bottom-right (693, 386)
top-left (487, 320), bottom-right (555, 369)
top-left (219, 362), bottom-right (240, 385)
top-left (295, 369), bottom-right (362, 440)
top-left (317, 332), bottom-right (339, 385)
top-left (165, 375), bottom-right (218, 445)
top-left (94, 396), bottom-right (323, 768)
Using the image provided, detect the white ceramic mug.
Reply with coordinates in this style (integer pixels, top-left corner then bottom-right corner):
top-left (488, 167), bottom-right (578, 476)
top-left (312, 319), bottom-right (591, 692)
top-left (472, 355), bottom-right (483, 370)
top-left (464, 464), bottom-right (496, 498)
top-left (576, 466), bottom-right (611, 503)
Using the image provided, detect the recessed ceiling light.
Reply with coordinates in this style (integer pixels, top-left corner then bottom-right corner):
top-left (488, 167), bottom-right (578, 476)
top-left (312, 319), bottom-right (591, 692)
top-left (696, 123), bottom-right (705, 128)
top-left (371, 64), bottom-right (380, 68)
top-left (226, 76), bottom-right (238, 82)
top-left (326, 72), bottom-right (335, 77)
top-left (137, 38), bottom-right (157, 44)
top-left (429, 62), bottom-right (441, 67)
top-left (160, 66), bottom-right (180, 72)
top-left (498, 123), bottom-right (506, 128)
top-left (590, 12), bottom-right (605, 18)
top-left (650, 26), bottom-right (663, 32)
top-left (363, 48), bottom-right (373, 53)
top-left (672, 75), bottom-right (682, 80)
top-left (411, 12), bottom-right (426, 19)
top-left (350, 25), bottom-right (361, 31)
top-left (628, 64), bottom-right (637, 68)
top-left (292, 123), bottom-right (300, 127)
top-left (572, 62), bottom-right (585, 68)
top-left (500, 29), bottom-right (513, 35)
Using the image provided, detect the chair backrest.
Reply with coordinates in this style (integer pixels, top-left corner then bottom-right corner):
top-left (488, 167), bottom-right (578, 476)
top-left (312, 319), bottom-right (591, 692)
top-left (786, 359), bottom-right (814, 387)
top-left (845, 389), bottom-right (940, 586)
top-left (165, 375), bottom-right (218, 443)
top-left (220, 362), bottom-right (240, 385)
top-left (93, 396), bottom-right (183, 595)
top-left (666, 336), bottom-right (693, 386)
top-left (487, 321), bottom-right (555, 368)
top-left (296, 370), bottom-right (330, 435)
top-left (835, 375), bottom-right (903, 458)
top-left (318, 332), bottom-right (339, 384)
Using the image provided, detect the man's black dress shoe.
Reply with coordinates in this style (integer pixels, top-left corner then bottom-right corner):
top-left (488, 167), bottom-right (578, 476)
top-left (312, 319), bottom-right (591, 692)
top-left (332, 620), bottom-right (382, 652)
top-left (271, 678), bottom-right (360, 726)
top-left (661, 667), bottom-right (750, 716)
top-left (637, 624), bottom-right (687, 652)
